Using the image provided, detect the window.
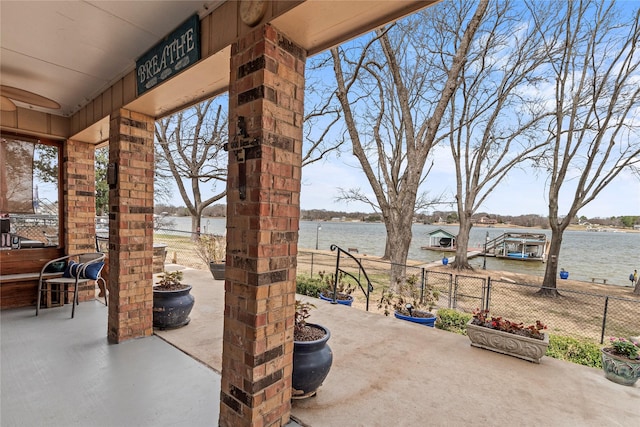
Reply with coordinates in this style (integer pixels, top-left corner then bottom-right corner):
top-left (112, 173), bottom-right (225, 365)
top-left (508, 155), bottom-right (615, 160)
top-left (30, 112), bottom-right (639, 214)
top-left (0, 135), bottom-right (62, 249)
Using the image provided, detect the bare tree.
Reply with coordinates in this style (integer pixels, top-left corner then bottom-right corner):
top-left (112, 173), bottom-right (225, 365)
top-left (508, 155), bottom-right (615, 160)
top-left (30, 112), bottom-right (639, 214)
top-left (445, 0), bottom-right (552, 269)
top-left (528, 0), bottom-right (640, 295)
top-left (321, 0), bottom-right (489, 284)
top-left (155, 98), bottom-right (228, 234)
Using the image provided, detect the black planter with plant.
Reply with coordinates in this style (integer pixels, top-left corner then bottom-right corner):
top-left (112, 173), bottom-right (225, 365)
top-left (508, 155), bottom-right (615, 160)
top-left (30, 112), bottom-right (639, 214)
top-left (292, 300), bottom-right (333, 399)
top-left (195, 234), bottom-right (226, 280)
top-left (153, 270), bottom-right (195, 330)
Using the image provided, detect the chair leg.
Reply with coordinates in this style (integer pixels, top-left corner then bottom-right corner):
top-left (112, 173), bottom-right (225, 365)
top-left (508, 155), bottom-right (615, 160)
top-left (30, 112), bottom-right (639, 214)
top-left (71, 281), bottom-right (78, 318)
top-left (36, 279), bottom-right (43, 316)
top-left (97, 277), bottom-right (108, 306)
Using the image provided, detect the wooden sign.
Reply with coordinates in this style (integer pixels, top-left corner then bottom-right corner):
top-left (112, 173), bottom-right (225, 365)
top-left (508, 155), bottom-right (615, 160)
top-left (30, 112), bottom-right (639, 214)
top-left (136, 15), bottom-right (200, 96)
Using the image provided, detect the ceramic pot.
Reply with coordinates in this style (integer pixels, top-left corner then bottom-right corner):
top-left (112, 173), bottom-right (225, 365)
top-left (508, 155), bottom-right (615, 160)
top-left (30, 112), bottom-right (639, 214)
top-left (209, 262), bottom-right (225, 280)
top-left (601, 348), bottom-right (640, 386)
top-left (153, 285), bottom-right (194, 330)
top-left (319, 292), bottom-right (353, 306)
top-left (292, 324), bottom-right (332, 399)
top-left (394, 310), bottom-right (436, 327)
top-left (466, 319), bottom-right (549, 363)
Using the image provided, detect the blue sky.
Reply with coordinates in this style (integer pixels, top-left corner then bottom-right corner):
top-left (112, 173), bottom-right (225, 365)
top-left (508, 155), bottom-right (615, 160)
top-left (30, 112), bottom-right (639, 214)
top-left (299, 147), bottom-right (639, 218)
top-left (165, 1), bottom-right (640, 219)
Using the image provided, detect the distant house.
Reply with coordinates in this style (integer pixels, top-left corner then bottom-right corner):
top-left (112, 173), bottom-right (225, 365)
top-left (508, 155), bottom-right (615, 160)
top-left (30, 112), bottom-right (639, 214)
top-left (477, 216), bottom-right (497, 225)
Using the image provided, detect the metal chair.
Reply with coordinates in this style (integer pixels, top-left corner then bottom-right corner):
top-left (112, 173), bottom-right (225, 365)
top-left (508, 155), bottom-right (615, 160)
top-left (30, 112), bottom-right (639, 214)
top-left (36, 252), bottom-right (107, 318)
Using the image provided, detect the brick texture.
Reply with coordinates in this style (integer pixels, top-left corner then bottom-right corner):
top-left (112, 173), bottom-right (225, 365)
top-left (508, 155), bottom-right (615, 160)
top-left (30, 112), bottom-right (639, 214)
top-left (219, 24), bottom-right (306, 427)
top-left (107, 109), bottom-right (154, 343)
top-left (64, 139), bottom-right (98, 302)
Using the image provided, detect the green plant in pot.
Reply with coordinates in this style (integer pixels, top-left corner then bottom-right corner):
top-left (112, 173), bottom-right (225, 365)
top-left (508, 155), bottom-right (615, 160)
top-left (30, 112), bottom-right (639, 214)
top-left (195, 234), bottom-right (226, 280)
top-left (292, 300), bottom-right (333, 399)
top-left (601, 336), bottom-right (640, 386)
top-left (378, 274), bottom-right (439, 327)
top-left (153, 270), bottom-right (195, 330)
top-left (318, 271), bottom-right (355, 306)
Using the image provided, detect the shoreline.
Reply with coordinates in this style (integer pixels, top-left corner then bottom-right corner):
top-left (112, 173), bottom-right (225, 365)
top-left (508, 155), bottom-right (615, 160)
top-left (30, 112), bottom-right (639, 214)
top-left (300, 248), bottom-right (639, 294)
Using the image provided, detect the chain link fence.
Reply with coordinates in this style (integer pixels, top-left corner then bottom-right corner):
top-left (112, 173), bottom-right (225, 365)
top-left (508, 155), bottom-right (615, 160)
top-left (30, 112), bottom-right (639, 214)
top-left (141, 238), bottom-right (639, 345)
top-left (301, 249), bottom-right (640, 344)
top-left (153, 228), bottom-right (208, 270)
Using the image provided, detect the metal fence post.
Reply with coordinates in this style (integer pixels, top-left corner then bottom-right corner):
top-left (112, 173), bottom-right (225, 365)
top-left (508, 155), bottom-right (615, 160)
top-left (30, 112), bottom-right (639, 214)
top-left (485, 277), bottom-right (491, 311)
top-left (420, 267), bottom-right (425, 303)
top-left (600, 296), bottom-right (609, 345)
top-left (310, 253), bottom-right (314, 277)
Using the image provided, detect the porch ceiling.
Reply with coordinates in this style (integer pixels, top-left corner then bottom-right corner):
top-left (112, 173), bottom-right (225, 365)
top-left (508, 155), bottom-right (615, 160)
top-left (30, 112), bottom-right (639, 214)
top-left (1, 0), bottom-right (434, 142)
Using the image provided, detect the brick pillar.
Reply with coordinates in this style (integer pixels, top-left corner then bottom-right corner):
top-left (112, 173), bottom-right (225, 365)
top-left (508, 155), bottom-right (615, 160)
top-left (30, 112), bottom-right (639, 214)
top-left (107, 109), bottom-right (154, 343)
top-left (219, 25), bottom-right (306, 427)
top-left (64, 139), bottom-right (97, 302)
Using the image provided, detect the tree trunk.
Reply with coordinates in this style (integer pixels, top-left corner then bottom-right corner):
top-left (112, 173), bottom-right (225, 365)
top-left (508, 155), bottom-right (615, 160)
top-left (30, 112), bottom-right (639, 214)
top-left (386, 214), bottom-right (412, 290)
top-left (634, 279), bottom-right (640, 295)
top-left (538, 228), bottom-right (563, 297)
top-left (191, 215), bottom-right (202, 237)
top-left (453, 213), bottom-right (473, 270)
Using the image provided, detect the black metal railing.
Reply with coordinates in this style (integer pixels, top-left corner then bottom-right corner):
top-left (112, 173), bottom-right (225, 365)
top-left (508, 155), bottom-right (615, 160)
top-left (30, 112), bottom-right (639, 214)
top-left (328, 244), bottom-right (375, 311)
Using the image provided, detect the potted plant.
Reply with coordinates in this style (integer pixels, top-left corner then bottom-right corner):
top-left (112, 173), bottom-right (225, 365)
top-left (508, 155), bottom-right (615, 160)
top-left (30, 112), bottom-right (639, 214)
top-left (378, 275), bottom-right (440, 327)
top-left (152, 270), bottom-right (195, 330)
top-left (292, 300), bottom-right (333, 399)
top-left (466, 309), bottom-right (549, 363)
top-left (318, 271), bottom-right (355, 306)
top-left (195, 234), bottom-right (226, 280)
top-left (601, 337), bottom-right (640, 386)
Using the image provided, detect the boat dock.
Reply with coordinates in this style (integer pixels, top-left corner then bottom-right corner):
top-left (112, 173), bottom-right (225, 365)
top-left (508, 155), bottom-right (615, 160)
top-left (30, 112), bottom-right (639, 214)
top-left (484, 232), bottom-right (549, 262)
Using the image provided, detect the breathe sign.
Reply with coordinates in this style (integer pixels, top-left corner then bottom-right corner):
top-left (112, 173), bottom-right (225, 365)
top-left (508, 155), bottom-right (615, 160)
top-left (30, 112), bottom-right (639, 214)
top-left (136, 14), bottom-right (201, 96)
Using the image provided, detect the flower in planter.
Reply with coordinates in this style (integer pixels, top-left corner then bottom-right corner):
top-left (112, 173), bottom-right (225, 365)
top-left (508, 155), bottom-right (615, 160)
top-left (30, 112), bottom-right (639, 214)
top-left (607, 337), bottom-right (640, 360)
top-left (471, 309), bottom-right (547, 340)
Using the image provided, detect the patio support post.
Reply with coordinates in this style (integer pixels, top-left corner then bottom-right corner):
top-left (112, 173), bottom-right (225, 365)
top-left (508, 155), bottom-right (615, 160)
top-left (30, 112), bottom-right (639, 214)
top-left (106, 109), bottom-right (155, 343)
top-left (220, 24), bottom-right (306, 427)
top-left (64, 139), bottom-right (98, 301)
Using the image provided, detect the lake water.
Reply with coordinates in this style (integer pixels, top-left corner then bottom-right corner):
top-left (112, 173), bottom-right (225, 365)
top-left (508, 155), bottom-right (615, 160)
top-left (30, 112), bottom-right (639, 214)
top-left (166, 216), bottom-right (639, 287)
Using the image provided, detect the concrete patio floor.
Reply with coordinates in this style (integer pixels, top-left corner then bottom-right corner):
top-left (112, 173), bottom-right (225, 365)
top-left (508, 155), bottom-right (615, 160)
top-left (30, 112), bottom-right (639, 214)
top-left (0, 298), bottom-right (220, 426)
top-left (156, 267), bottom-right (639, 427)
top-left (2, 266), bottom-right (638, 426)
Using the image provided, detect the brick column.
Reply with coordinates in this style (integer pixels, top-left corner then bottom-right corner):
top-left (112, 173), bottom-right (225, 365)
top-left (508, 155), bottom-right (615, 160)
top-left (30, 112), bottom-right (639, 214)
top-left (107, 109), bottom-right (154, 343)
top-left (64, 139), bottom-right (97, 302)
top-left (219, 24), bottom-right (306, 427)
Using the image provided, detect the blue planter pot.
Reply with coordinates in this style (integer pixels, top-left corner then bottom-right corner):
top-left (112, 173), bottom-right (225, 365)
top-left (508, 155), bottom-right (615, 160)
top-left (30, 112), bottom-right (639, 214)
top-left (319, 292), bottom-right (353, 306)
top-left (442, 257), bottom-right (449, 265)
top-left (293, 324), bottom-right (332, 399)
top-left (559, 271), bottom-right (569, 280)
top-left (394, 311), bottom-right (436, 327)
top-left (153, 285), bottom-right (194, 330)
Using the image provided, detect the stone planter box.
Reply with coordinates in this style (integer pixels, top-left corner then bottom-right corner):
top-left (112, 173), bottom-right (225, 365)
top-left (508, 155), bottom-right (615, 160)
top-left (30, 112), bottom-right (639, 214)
top-left (466, 319), bottom-right (549, 363)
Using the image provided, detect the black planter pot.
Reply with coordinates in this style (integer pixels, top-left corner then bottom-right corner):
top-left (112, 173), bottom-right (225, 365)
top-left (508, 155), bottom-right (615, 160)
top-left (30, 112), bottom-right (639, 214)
top-left (209, 262), bottom-right (225, 280)
top-left (292, 324), bottom-right (332, 399)
top-left (153, 285), bottom-right (195, 330)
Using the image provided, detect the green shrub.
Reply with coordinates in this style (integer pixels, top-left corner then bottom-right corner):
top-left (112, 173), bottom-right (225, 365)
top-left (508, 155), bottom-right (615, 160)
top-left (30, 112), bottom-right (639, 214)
top-left (436, 308), bottom-right (472, 335)
top-left (296, 275), bottom-right (323, 297)
top-left (546, 335), bottom-right (602, 368)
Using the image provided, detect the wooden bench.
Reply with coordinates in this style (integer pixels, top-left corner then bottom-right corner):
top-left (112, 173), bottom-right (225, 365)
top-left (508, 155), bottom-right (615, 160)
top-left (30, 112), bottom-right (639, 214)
top-left (591, 278), bottom-right (608, 285)
top-left (0, 247), bottom-right (64, 309)
top-left (0, 271), bottom-right (62, 308)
